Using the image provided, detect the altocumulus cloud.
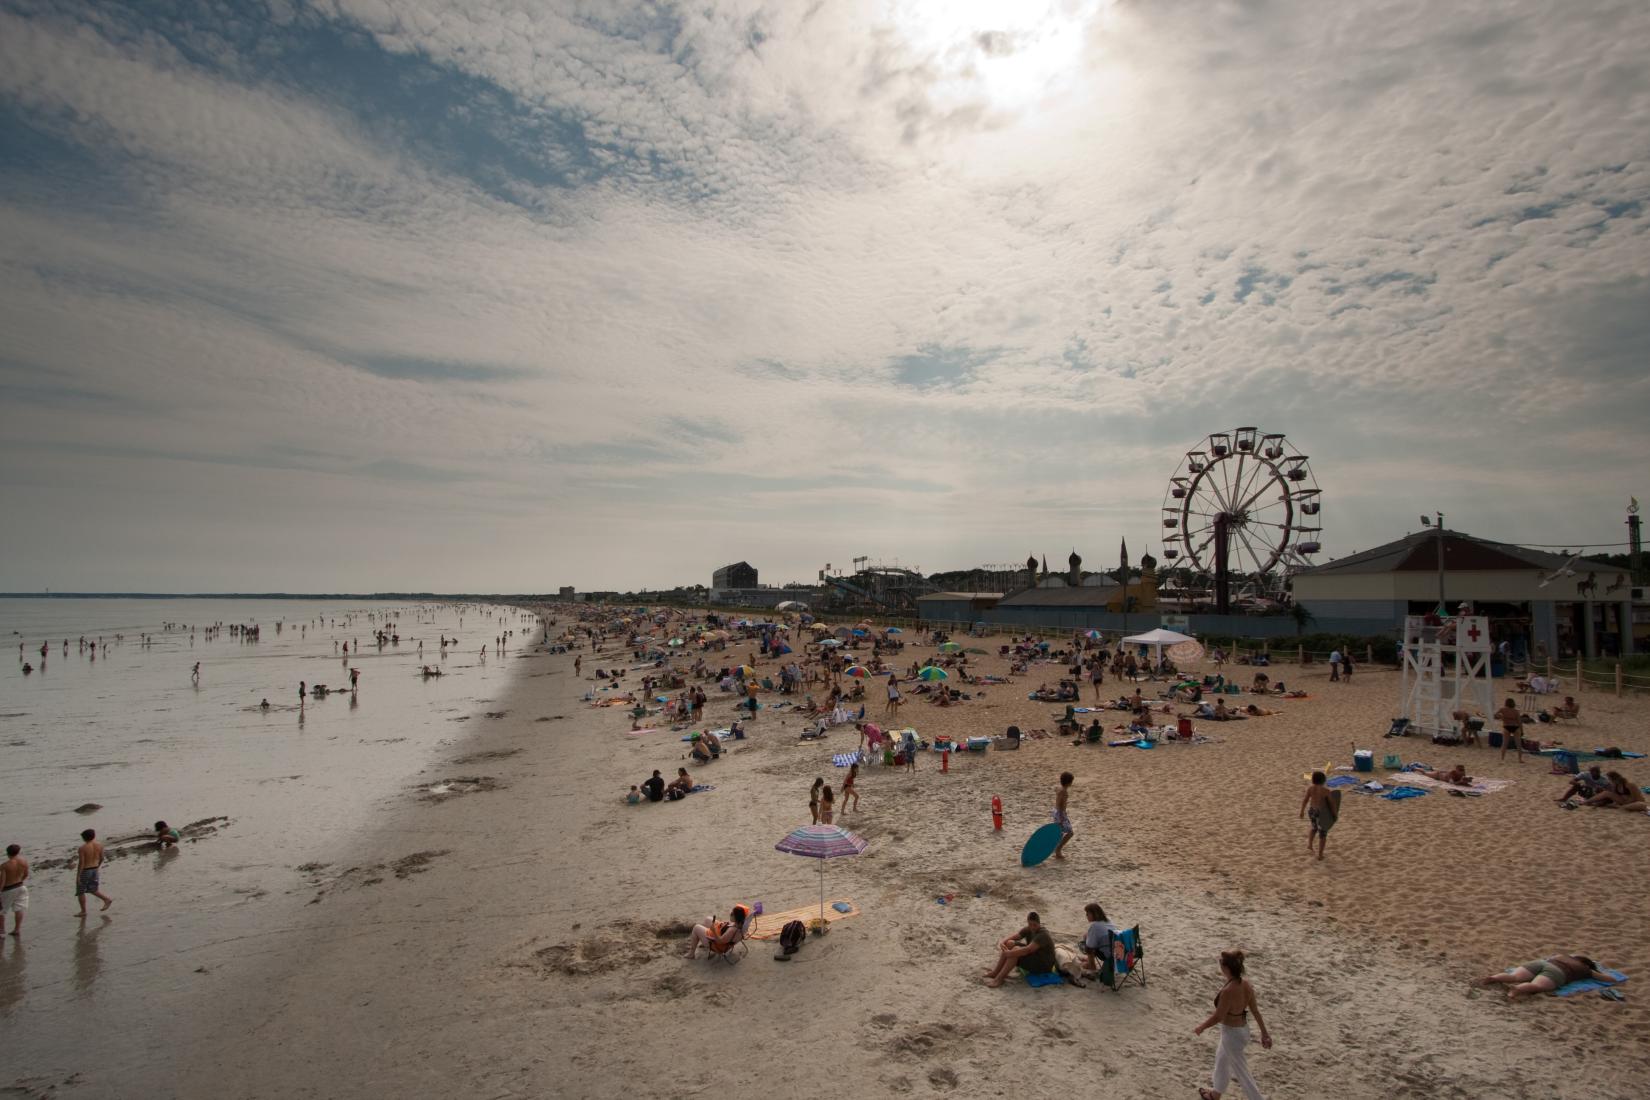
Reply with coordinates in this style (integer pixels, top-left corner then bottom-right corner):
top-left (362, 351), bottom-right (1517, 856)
top-left (0, 0), bottom-right (1646, 592)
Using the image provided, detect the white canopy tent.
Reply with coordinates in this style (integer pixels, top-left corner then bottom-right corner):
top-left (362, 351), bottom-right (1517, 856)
top-left (1120, 627), bottom-right (1198, 666)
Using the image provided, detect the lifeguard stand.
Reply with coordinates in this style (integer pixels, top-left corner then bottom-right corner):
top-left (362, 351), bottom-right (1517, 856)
top-left (1400, 614), bottom-right (1493, 737)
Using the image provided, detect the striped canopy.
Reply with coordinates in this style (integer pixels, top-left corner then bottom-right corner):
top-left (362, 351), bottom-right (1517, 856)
top-left (775, 824), bottom-right (868, 859)
top-left (917, 666), bottom-right (948, 681)
top-left (844, 665), bottom-right (870, 678)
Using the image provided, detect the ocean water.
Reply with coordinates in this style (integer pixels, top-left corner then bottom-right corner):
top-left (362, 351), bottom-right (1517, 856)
top-left (0, 597), bottom-right (537, 1084)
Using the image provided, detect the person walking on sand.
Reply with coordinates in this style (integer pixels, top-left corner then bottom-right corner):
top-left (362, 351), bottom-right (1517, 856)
top-left (819, 785), bottom-right (835, 824)
top-left (1052, 772), bottom-right (1075, 860)
top-left (191, 662), bottom-right (200, 684)
top-left (842, 763), bottom-right (861, 813)
top-left (1194, 949), bottom-right (1272, 1099)
top-left (1494, 698), bottom-right (1524, 762)
top-left (884, 674), bottom-right (902, 721)
top-left (1300, 771), bottom-right (1336, 860)
top-left (2, 844), bottom-right (29, 935)
top-left (75, 829), bottom-right (112, 916)
top-left (809, 777), bottom-right (824, 824)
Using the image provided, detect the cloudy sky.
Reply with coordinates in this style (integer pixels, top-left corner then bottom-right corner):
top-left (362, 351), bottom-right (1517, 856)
top-left (1, 0), bottom-right (1646, 593)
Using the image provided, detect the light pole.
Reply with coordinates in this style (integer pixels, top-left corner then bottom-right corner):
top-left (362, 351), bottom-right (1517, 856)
top-left (1420, 512), bottom-right (1445, 611)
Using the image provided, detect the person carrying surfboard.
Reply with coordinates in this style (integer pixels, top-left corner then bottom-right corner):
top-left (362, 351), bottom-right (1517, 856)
top-left (1299, 771), bottom-right (1338, 861)
top-left (1052, 772), bottom-right (1075, 860)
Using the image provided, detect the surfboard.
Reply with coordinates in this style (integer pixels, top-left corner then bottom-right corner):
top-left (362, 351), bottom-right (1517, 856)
top-left (1021, 822), bottom-right (1065, 867)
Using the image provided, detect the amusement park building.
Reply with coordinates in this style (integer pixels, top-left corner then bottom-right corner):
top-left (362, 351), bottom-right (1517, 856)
top-left (1292, 529), bottom-right (1640, 660)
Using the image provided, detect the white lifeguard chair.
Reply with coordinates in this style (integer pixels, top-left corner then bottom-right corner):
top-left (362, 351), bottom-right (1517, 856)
top-left (1399, 614), bottom-right (1493, 738)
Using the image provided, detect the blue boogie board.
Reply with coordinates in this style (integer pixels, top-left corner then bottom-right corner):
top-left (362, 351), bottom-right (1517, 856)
top-left (1021, 822), bottom-right (1064, 867)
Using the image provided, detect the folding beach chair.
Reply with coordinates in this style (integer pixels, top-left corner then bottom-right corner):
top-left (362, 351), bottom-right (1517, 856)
top-left (1095, 926), bottom-right (1146, 993)
top-left (1384, 718), bottom-right (1411, 739)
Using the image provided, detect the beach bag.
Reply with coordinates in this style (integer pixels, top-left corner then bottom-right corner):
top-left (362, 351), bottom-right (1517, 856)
top-left (666, 787), bottom-right (686, 801)
top-left (778, 919), bottom-right (806, 955)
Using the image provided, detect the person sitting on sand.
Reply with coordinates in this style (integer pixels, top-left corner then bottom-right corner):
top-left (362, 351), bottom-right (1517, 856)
top-left (682, 904), bottom-right (750, 959)
top-left (690, 737), bottom-right (713, 765)
top-left (1556, 765), bottom-right (1609, 804)
top-left (641, 770), bottom-right (665, 802)
top-left (154, 821), bottom-right (181, 848)
top-left (259, 698), bottom-right (270, 710)
top-left (1476, 954), bottom-right (1620, 1000)
top-left (1421, 765), bottom-right (1471, 786)
top-left (1583, 771), bottom-right (1647, 811)
top-left (1251, 673), bottom-right (1270, 692)
top-left (1553, 696), bottom-right (1580, 720)
top-left (625, 785), bottom-right (642, 805)
top-left (983, 911), bottom-right (1057, 988)
top-left (666, 768), bottom-right (693, 798)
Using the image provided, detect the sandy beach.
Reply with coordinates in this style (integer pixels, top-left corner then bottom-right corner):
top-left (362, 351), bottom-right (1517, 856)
top-left (14, 613), bottom-right (1628, 1100)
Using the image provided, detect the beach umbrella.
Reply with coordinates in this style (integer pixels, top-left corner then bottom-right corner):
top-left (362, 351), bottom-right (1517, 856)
top-left (774, 824), bottom-right (868, 922)
top-left (668, 638), bottom-right (684, 646)
top-left (938, 641), bottom-right (962, 653)
top-left (1085, 629), bottom-right (1103, 640)
top-left (775, 644), bottom-right (792, 655)
top-left (833, 626), bottom-right (853, 638)
top-left (844, 665), bottom-right (870, 678)
top-left (917, 666), bottom-right (948, 681)
top-left (819, 638), bottom-right (842, 648)
top-left (736, 665), bottom-right (756, 678)
top-left (851, 628), bottom-right (869, 637)
top-left (885, 627), bottom-right (902, 635)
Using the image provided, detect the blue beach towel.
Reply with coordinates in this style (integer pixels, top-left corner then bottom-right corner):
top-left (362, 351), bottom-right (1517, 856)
top-left (1133, 740), bottom-right (1155, 750)
top-left (1325, 776), bottom-right (1360, 790)
top-left (1024, 970), bottom-right (1064, 988)
top-left (1553, 969), bottom-right (1627, 997)
top-left (688, 784), bottom-right (715, 793)
top-left (831, 751), bottom-right (862, 768)
top-left (1381, 786), bottom-right (1427, 801)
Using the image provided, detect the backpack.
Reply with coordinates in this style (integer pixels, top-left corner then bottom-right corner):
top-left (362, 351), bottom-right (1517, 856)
top-left (778, 919), bottom-right (806, 955)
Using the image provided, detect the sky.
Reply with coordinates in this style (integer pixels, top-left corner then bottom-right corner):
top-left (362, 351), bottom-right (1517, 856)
top-left (0, 0), bottom-right (1646, 593)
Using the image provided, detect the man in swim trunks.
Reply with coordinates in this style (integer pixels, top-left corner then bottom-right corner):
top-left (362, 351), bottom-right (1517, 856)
top-left (75, 828), bottom-right (113, 916)
top-left (1052, 772), bottom-right (1075, 860)
top-left (1299, 772), bottom-right (1336, 861)
top-left (2, 843), bottom-right (28, 935)
top-left (1478, 954), bottom-right (1620, 1000)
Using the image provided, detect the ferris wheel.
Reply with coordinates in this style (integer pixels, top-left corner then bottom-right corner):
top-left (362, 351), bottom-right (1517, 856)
top-left (1160, 428), bottom-right (1323, 590)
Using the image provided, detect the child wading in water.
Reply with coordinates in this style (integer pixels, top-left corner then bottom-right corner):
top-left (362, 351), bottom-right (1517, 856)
top-left (1299, 771), bottom-right (1337, 861)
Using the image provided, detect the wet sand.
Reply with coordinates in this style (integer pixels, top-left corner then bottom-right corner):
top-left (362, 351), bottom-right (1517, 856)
top-left (52, 630), bottom-right (1644, 1100)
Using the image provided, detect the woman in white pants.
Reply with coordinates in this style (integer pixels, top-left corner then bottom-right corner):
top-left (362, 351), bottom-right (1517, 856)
top-left (1194, 949), bottom-right (1273, 1100)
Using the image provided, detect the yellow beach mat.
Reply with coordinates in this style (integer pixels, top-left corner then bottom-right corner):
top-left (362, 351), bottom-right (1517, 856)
top-left (750, 899), bottom-right (860, 940)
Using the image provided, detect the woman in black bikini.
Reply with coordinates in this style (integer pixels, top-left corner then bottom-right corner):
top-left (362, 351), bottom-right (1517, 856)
top-left (1193, 949), bottom-right (1272, 1099)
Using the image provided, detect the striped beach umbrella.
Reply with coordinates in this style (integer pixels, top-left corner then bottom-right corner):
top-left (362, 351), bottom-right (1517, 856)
top-left (844, 665), bottom-right (870, 678)
top-left (917, 666), bottom-right (948, 681)
top-left (775, 824), bottom-right (869, 921)
top-left (736, 665), bottom-right (756, 678)
top-left (938, 641), bottom-right (962, 653)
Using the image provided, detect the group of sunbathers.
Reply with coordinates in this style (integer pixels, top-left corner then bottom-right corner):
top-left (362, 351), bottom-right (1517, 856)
top-left (1557, 766), bottom-right (1646, 811)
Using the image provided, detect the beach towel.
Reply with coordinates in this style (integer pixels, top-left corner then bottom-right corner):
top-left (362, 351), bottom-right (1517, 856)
top-left (749, 899), bottom-right (860, 939)
top-left (1381, 786), bottom-right (1427, 801)
top-left (831, 751), bottom-right (862, 768)
top-left (1552, 969), bottom-right (1628, 997)
top-left (1400, 774), bottom-right (1515, 795)
top-left (1024, 970), bottom-right (1064, 988)
top-left (1537, 748), bottom-right (1646, 761)
top-left (688, 784), bottom-right (715, 793)
top-left (1325, 775), bottom-right (1360, 790)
